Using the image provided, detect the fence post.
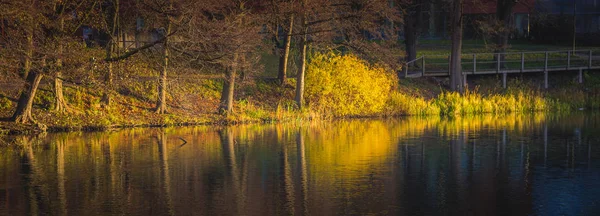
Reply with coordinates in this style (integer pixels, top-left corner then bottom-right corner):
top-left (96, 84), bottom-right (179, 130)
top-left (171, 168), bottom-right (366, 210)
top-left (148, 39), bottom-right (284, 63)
top-left (404, 63), bottom-right (408, 78)
top-left (448, 56), bottom-right (451, 76)
top-left (579, 69), bottom-right (583, 84)
top-left (422, 56), bottom-right (425, 77)
top-left (521, 52), bottom-right (525, 73)
top-left (503, 72), bottom-right (507, 89)
top-left (544, 52), bottom-right (549, 89)
top-left (590, 50), bottom-right (593, 69)
top-left (567, 51), bottom-right (571, 69)
top-left (497, 53), bottom-right (500, 74)
top-left (544, 71), bottom-right (549, 89)
top-left (473, 54), bottom-right (476, 74)
top-left (545, 51), bottom-right (548, 70)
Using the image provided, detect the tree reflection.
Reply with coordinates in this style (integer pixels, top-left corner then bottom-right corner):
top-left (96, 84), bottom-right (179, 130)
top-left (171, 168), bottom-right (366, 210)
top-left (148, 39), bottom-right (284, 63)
top-left (157, 130), bottom-right (174, 216)
top-left (1, 113), bottom-right (599, 215)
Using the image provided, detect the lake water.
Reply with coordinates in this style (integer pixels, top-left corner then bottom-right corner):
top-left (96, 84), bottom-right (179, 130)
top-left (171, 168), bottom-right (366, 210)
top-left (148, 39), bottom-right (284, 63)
top-left (1, 114), bottom-right (600, 215)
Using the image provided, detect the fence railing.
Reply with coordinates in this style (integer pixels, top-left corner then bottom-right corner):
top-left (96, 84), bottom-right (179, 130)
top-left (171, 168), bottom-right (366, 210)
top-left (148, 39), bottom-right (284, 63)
top-left (403, 50), bottom-right (600, 78)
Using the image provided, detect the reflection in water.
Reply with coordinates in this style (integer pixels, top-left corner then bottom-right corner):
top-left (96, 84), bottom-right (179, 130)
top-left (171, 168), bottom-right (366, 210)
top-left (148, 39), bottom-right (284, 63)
top-left (157, 131), bottom-right (174, 216)
top-left (1, 114), bottom-right (600, 215)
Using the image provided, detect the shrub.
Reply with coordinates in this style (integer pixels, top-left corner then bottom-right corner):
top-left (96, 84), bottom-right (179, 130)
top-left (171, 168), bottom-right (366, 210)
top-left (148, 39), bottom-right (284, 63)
top-left (305, 52), bottom-right (395, 116)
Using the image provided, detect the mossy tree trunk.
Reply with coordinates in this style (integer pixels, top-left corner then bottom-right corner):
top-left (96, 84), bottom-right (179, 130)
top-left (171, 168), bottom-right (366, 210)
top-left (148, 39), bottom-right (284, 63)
top-left (219, 53), bottom-right (238, 114)
top-left (278, 14), bottom-right (294, 86)
top-left (294, 14), bottom-right (308, 109)
top-left (449, 0), bottom-right (464, 93)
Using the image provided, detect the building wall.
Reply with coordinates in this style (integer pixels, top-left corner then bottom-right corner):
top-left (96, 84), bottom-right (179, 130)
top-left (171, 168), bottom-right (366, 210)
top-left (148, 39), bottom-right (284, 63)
top-left (535, 0), bottom-right (600, 33)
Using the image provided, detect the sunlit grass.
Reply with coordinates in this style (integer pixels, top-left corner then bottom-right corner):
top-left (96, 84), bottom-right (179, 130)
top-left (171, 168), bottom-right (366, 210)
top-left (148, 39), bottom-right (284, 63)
top-left (385, 87), bottom-right (570, 117)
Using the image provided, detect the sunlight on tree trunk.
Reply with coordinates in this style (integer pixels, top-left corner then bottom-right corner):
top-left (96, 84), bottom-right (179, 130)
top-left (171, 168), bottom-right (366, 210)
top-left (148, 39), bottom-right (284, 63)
top-left (155, 9), bottom-right (171, 114)
top-left (220, 53), bottom-right (238, 114)
top-left (54, 16), bottom-right (69, 113)
top-left (12, 71), bottom-right (43, 124)
top-left (295, 14), bottom-right (308, 109)
top-left (278, 14), bottom-right (294, 86)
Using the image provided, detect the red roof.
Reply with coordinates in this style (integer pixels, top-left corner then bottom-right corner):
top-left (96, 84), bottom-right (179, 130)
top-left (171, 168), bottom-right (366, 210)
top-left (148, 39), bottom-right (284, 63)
top-left (463, 0), bottom-right (535, 14)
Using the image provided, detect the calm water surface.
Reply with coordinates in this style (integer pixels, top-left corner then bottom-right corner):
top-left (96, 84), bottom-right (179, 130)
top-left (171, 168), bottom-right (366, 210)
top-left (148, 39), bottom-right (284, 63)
top-left (1, 114), bottom-right (600, 215)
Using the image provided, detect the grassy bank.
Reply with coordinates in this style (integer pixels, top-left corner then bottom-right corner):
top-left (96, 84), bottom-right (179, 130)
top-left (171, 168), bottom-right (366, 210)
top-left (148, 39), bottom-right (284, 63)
top-left (1, 52), bottom-right (599, 135)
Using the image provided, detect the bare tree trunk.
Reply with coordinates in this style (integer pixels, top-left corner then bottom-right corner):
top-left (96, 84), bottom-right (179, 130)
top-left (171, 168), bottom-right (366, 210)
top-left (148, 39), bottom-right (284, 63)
top-left (494, 0), bottom-right (515, 68)
top-left (272, 21), bottom-right (280, 56)
top-left (403, 2), bottom-right (423, 66)
top-left (572, 1), bottom-right (576, 51)
top-left (239, 53), bottom-right (247, 81)
top-left (155, 7), bottom-right (171, 114)
top-left (54, 73), bottom-right (67, 112)
top-left (278, 14), bottom-right (294, 86)
top-left (404, 21), bottom-right (417, 65)
top-left (449, 0), bottom-right (464, 93)
top-left (54, 16), bottom-right (69, 113)
top-left (22, 27), bottom-right (33, 79)
top-left (294, 16), bottom-right (308, 109)
top-left (101, 42), bottom-right (114, 106)
top-left (102, 0), bottom-right (119, 107)
top-left (155, 43), bottom-right (168, 114)
top-left (219, 53), bottom-right (238, 114)
top-left (12, 71), bottom-right (43, 124)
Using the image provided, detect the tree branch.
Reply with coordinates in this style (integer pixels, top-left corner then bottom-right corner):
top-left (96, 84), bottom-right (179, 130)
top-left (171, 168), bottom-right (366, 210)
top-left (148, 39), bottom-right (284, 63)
top-left (103, 30), bottom-right (178, 62)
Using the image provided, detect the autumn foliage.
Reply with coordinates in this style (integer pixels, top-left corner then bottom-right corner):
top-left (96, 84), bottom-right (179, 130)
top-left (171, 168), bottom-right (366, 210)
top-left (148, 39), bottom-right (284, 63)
top-left (305, 52), bottom-right (396, 117)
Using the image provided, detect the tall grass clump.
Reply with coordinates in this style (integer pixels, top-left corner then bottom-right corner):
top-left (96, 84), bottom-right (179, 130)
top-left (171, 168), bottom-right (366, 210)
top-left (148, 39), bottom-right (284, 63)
top-left (385, 87), bottom-right (561, 116)
top-left (305, 52), bottom-right (395, 117)
top-left (385, 92), bottom-right (440, 116)
top-left (434, 88), bottom-right (553, 115)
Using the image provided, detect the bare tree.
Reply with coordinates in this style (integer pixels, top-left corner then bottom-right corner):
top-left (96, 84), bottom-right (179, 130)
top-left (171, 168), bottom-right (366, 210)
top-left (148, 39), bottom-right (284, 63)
top-left (1, 0), bottom-right (97, 123)
top-left (278, 14), bottom-right (294, 86)
top-left (397, 0), bottom-right (427, 65)
top-left (494, 0), bottom-right (517, 65)
top-left (265, 0), bottom-right (296, 86)
top-left (100, 0), bottom-right (120, 107)
top-left (154, 0), bottom-right (173, 114)
top-left (165, 0), bottom-right (263, 115)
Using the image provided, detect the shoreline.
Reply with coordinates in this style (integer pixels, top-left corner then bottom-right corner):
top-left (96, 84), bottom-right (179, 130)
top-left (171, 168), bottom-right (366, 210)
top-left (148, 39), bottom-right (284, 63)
top-left (2, 72), bottom-right (599, 136)
top-left (0, 109), bottom-right (579, 136)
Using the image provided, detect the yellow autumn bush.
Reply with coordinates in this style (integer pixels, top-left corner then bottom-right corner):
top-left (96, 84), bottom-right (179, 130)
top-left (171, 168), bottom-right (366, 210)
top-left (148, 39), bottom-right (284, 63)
top-left (305, 52), bottom-right (396, 116)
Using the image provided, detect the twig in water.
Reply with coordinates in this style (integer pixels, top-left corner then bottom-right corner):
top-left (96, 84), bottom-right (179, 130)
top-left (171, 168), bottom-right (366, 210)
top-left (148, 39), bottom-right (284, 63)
top-left (179, 137), bottom-right (188, 147)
